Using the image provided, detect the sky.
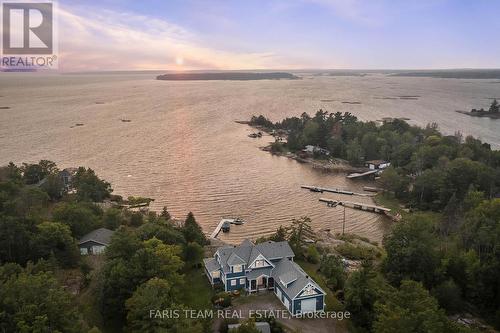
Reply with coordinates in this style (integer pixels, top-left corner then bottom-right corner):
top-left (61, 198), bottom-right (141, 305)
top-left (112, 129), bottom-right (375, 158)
top-left (54, 0), bottom-right (500, 71)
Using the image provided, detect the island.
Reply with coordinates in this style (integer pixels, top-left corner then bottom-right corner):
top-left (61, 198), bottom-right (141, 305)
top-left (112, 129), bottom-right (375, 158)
top-left (456, 99), bottom-right (500, 119)
top-left (156, 71), bottom-right (300, 81)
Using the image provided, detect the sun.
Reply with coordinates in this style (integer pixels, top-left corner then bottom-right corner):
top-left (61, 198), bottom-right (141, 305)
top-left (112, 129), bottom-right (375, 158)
top-left (175, 56), bottom-right (184, 66)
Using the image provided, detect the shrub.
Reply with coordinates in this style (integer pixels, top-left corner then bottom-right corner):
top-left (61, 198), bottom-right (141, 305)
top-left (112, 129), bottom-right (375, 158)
top-left (335, 243), bottom-right (379, 260)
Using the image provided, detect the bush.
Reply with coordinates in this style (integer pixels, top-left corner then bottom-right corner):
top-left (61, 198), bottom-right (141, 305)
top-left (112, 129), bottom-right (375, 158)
top-left (335, 243), bottom-right (379, 260)
top-left (306, 245), bottom-right (320, 264)
top-left (431, 279), bottom-right (462, 314)
top-left (212, 292), bottom-right (232, 308)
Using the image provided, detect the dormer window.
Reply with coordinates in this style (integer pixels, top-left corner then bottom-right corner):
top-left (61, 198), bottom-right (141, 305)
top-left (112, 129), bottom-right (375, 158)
top-left (254, 259), bottom-right (266, 268)
top-left (302, 284), bottom-right (317, 296)
top-left (233, 265), bottom-right (243, 273)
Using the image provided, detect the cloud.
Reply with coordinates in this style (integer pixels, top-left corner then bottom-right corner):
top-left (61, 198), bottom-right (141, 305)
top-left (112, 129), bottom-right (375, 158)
top-left (56, 4), bottom-right (302, 71)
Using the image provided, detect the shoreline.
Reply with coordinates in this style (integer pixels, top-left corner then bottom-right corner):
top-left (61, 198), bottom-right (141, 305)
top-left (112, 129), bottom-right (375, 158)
top-left (456, 110), bottom-right (500, 119)
top-left (237, 120), bottom-right (367, 174)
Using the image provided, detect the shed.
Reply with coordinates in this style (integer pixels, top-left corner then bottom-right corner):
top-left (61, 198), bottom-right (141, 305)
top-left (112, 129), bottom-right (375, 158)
top-left (365, 160), bottom-right (390, 170)
top-left (78, 228), bottom-right (115, 255)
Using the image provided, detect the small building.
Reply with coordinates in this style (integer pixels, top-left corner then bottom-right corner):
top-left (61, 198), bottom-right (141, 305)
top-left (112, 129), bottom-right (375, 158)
top-left (302, 145), bottom-right (330, 156)
top-left (221, 221), bottom-right (231, 233)
top-left (204, 239), bottom-right (326, 316)
top-left (78, 228), bottom-right (115, 255)
top-left (228, 322), bottom-right (270, 333)
top-left (59, 167), bottom-right (79, 188)
top-left (365, 160), bottom-right (390, 170)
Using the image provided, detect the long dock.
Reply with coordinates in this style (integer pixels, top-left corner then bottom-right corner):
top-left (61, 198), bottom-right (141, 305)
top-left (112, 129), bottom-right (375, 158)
top-left (346, 169), bottom-right (378, 179)
top-left (319, 197), bottom-right (391, 213)
top-left (209, 218), bottom-right (244, 239)
top-left (301, 185), bottom-right (374, 197)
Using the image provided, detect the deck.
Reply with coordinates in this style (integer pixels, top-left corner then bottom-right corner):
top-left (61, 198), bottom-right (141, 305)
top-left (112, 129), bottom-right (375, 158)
top-left (209, 218), bottom-right (244, 239)
top-left (301, 185), bottom-right (374, 197)
top-left (346, 169), bottom-right (378, 179)
top-left (319, 197), bottom-right (391, 213)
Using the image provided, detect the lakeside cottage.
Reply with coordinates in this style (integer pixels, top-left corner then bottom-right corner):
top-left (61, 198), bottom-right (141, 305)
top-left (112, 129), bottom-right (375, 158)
top-left (302, 145), bottom-right (331, 156)
top-left (365, 159), bottom-right (390, 170)
top-left (59, 167), bottom-right (79, 189)
top-left (204, 240), bottom-right (326, 315)
top-left (78, 228), bottom-right (115, 255)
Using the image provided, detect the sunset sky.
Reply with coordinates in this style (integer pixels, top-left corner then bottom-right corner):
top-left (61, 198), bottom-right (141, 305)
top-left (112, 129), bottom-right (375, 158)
top-left (57, 0), bottom-right (500, 71)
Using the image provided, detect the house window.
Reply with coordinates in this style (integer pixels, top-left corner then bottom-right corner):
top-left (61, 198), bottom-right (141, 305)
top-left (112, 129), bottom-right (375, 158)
top-left (233, 265), bottom-right (242, 273)
top-left (231, 279), bottom-right (236, 286)
top-left (302, 285), bottom-right (317, 296)
top-left (254, 260), bottom-right (265, 268)
top-left (240, 278), bottom-right (245, 285)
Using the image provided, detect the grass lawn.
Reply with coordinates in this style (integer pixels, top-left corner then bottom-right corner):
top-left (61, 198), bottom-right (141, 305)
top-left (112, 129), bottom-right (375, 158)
top-left (295, 260), bottom-right (344, 312)
top-left (179, 267), bottom-right (215, 310)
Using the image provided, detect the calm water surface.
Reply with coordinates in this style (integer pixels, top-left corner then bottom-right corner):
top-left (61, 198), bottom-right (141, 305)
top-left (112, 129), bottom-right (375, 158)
top-left (1, 73), bottom-right (499, 243)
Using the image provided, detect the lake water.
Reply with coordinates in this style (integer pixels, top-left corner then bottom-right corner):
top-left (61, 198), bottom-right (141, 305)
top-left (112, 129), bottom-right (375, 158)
top-left (1, 72), bottom-right (499, 243)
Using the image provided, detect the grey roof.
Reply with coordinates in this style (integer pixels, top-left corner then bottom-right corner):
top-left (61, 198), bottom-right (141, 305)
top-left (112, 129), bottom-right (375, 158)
top-left (228, 322), bottom-right (270, 333)
top-left (271, 258), bottom-right (325, 300)
top-left (78, 228), bottom-right (115, 246)
top-left (214, 240), bottom-right (294, 273)
top-left (227, 252), bottom-right (246, 266)
top-left (203, 258), bottom-right (219, 272)
top-left (246, 267), bottom-right (273, 280)
top-left (255, 241), bottom-right (294, 260)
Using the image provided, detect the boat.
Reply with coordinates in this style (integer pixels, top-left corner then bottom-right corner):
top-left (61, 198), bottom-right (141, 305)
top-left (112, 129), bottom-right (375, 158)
top-left (248, 132), bottom-right (263, 138)
top-left (232, 217), bottom-right (245, 225)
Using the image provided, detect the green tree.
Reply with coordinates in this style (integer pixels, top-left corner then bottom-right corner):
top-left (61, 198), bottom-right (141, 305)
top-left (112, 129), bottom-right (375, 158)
top-left (431, 279), bottom-right (462, 314)
top-left (52, 202), bottom-right (101, 238)
top-left (319, 255), bottom-right (345, 291)
top-left (379, 167), bottom-right (408, 198)
top-left (0, 265), bottom-right (82, 333)
top-left (182, 212), bottom-right (207, 246)
top-left (101, 236), bottom-right (184, 323)
top-left (33, 222), bottom-right (80, 267)
top-left (183, 242), bottom-right (204, 268)
top-left (346, 139), bottom-right (364, 165)
top-left (383, 214), bottom-right (442, 288)
top-left (345, 261), bottom-right (390, 330)
top-left (126, 278), bottom-right (203, 333)
top-left (102, 208), bottom-right (124, 230)
top-left (72, 167), bottom-right (112, 202)
top-left (21, 160), bottom-right (57, 185)
top-left (270, 225), bottom-right (287, 242)
top-left (306, 245), bottom-right (320, 264)
top-left (489, 99), bottom-right (499, 113)
top-left (287, 217), bottom-right (314, 258)
top-left (160, 206), bottom-right (171, 220)
top-left (374, 280), bottom-right (454, 333)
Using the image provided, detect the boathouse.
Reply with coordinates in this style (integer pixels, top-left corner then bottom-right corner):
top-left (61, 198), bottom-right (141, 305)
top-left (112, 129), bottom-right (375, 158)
top-left (365, 160), bottom-right (390, 170)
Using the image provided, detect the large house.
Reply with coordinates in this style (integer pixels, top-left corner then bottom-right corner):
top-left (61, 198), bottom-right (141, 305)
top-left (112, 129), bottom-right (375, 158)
top-left (204, 240), bottom-right (326, 315)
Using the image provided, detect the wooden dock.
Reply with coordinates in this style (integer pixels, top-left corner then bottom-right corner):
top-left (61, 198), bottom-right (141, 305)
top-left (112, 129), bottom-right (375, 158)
top-left (301, 185), bottom-right (374, 197)
top-left (209, 218), bottom-right (244, 239)
top-left (346, 169), bottom-right (378, 179)
top-left (319, 197), bottom-right (391, 213)
top-left (363, 186), bottom-right (383, 193)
